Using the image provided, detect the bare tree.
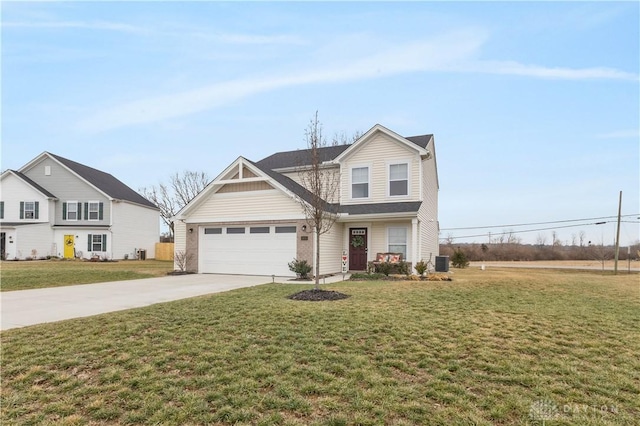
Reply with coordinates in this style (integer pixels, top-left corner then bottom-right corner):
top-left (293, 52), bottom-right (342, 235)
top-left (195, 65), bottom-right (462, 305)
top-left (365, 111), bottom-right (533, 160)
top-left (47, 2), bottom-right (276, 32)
top-left (140, 171), bottom-right (210, 240)
top-left (296, 113), bottom-right (341, 289)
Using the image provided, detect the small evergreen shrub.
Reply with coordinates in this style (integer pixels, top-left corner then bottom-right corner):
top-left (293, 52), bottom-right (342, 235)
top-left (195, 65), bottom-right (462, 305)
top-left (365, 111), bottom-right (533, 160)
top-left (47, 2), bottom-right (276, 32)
top-left (451, 248), bottom-right (470, 268)
top-left (288, 258), bottom-right (313, 279)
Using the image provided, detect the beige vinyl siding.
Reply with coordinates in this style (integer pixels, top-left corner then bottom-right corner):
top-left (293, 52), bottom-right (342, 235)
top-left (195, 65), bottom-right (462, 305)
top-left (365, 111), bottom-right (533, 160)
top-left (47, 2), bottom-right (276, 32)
top-left (280, 167), bottom-right (341, 203)
top-left (173, 220), bottom-right (186, 270)
top-left (418, 139), bottom-right (439, 259)
top-left (111, 202), bottom-right (159, 259)
top-left (367, 221), bottom-right (413, 261)
top-left (340, 133), bottom-right (421, 205)
top-left (187, 189), bottom-right (305, 222)
top-left (317, 223), bottom-right (344, 275)
top-left (280, 170), bottom-right (304, 186)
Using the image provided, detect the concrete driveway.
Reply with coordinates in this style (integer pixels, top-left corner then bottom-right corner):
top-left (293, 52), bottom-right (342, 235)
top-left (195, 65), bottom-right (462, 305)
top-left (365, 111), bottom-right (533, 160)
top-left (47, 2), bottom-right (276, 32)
top-left (1, 274), bottom-right (276, 331)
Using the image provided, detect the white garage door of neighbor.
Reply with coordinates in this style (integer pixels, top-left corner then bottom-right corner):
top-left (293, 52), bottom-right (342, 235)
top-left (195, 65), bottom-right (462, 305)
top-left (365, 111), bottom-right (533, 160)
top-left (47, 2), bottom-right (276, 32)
top-left (199, 225), bottom-right (297, 276)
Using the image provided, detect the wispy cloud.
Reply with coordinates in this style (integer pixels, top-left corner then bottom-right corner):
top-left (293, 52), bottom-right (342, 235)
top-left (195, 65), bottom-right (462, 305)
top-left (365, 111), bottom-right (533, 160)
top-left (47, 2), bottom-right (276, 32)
top-left (76, 30), bottom-right (485, 133)
top-left (76, 28), bottom-right (638, 133)
top-left (467, 60), bottom-right (639, 81)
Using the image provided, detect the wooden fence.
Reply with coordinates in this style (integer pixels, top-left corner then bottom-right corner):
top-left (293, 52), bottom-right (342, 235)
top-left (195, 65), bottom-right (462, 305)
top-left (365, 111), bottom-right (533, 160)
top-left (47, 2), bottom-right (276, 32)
top-left (155, 243), bottom-right (174, 261)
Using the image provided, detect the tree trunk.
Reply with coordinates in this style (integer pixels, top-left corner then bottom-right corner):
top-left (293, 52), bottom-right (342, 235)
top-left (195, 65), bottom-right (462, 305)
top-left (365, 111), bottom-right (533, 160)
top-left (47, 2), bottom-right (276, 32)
top-left (315, 228), bottom-right (321, 289)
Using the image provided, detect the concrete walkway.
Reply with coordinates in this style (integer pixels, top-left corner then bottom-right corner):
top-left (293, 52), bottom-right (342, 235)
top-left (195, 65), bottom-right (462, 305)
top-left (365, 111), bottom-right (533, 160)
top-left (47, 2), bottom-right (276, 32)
top-left (1, 273), bottom-right (352, 331)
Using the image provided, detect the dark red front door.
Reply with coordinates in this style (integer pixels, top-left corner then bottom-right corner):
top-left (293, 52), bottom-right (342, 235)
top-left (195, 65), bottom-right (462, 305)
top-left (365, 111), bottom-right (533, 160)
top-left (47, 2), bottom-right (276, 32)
top-left (349, 228), bottom-right (367, 271)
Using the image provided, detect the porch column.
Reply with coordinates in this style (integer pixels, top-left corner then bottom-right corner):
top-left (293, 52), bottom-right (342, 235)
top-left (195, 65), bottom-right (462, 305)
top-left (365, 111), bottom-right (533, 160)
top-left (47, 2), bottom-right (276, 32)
top-left (411, 218), bottom-right (419, 268)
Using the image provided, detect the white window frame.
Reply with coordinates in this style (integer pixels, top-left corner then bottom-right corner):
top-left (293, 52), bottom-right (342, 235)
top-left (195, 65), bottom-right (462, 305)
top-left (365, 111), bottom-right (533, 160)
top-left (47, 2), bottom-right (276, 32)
top-left (388, 161), bottom-right (410, 198)
top-left (24, 201), bottom-right (36, 219)
top-left (67, 201), bottom-right (78, 221)
top-left (350, 165), bottom-right (370, 200)
top-left (387, 226), bottom-right (408, 260)
top-left (91, 234), bottom-right (104, 252)
top-left (88, 201), bottom-right (100, 221)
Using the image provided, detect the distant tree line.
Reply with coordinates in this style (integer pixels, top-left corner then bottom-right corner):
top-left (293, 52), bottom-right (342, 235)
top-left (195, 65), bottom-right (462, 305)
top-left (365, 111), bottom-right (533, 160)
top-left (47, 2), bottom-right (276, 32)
top-left (440, 240), bottom-right (640, 262)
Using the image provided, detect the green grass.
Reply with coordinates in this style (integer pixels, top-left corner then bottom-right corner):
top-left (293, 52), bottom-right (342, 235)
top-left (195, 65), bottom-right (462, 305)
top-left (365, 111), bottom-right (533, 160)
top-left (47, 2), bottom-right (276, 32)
top-left (0, 259), bottom-right (174, 291)
top-left (1, 268), bottom-right (638, 425)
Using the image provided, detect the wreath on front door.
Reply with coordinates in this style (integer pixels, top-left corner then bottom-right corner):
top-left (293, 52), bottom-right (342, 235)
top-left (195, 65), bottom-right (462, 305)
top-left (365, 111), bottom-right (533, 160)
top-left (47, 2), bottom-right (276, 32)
top-left (350, 235), bottom-right (365, 248)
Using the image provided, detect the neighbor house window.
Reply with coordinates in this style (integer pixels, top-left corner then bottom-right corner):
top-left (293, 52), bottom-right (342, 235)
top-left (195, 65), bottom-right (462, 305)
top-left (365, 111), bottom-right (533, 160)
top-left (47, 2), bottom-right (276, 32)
top-left (388, 227), bottom-right (408, 259)
top-left (85, 202), bottom-right (104, 221)
top-left (88, 202), bottom-right (100, 220)
top-left (351, 167), bottom-right (369, 198)
top-left (87, 234), bottom-right (107, 252)
top-left (389, 163), bottom-right (408, 196)
top-left (20, 201), bottom-right (39, 220)
top-left (63, 201), bottom-right (79, 221)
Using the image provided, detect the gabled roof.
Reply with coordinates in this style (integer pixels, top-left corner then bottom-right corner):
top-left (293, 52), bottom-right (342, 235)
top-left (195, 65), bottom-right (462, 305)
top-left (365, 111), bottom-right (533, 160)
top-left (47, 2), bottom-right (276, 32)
top-left (1, 170), bottom-right (57, 199)
top-left (333, 124), bottom-right (430, 163)
top-left (20, 152), bottom-right (157, 209)
top-left (257, 145), bottom-right (350, 170)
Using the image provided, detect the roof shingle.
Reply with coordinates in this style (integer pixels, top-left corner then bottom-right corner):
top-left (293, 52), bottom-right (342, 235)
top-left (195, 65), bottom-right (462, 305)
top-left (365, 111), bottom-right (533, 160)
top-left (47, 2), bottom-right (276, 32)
top-left (48, 153), bottom-right (157, 209)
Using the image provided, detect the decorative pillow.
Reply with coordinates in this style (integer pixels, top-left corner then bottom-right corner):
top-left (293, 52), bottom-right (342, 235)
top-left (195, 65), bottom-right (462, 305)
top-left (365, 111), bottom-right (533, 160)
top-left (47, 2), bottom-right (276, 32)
top-left (376, 253), bottom-right (386, 262)
top-left (390, 255), bottom-right (400, 263)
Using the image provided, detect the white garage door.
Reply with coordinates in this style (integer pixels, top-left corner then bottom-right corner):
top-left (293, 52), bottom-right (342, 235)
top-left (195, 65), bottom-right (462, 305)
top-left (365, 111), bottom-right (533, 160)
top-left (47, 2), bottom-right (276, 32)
top-left (199, 225), bottom-right (297, 276)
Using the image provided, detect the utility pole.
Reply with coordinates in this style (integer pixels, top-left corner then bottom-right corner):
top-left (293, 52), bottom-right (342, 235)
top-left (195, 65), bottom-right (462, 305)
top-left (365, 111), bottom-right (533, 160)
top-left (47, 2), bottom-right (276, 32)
top-left (614, 191), bottom-right (622, 275)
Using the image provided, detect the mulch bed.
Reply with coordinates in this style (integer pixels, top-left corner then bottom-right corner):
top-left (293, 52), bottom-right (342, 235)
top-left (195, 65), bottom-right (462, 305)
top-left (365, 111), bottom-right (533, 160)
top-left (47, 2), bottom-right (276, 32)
top-left (287, 289), bottom-right (350, 302)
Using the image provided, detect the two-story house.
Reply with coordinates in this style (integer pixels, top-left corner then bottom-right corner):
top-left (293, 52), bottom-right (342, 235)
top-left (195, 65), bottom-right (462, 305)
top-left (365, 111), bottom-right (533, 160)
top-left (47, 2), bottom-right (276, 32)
top-left (0, 152), bottom-right (159, 260)
top-left (173, 124), bottom-right (439, 277)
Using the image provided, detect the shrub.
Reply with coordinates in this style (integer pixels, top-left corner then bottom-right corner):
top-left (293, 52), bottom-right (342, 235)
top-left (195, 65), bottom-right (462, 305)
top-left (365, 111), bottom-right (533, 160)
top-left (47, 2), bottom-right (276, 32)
top-left (288, 258), bottom-right (313, 279)
top-left (451, 248), bottom-right (470, 268)
top-left (377, 262), bottom-right (393, 276)
top-left (414, 260), bottom-right (428, 276)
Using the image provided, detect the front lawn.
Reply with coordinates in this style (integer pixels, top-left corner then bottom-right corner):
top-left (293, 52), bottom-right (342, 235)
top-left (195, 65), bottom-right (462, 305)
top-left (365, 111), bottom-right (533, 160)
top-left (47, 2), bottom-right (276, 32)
top-left (1, 268), bottom-right (638, 425)
top-left (0, 259), bottom-right (174, 291)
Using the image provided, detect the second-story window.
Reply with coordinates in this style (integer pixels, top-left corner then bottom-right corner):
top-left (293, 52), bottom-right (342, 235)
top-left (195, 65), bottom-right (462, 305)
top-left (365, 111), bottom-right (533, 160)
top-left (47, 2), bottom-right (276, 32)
top-left (389, 163), bottom-right (408, 196)
top-left (20, 201), bottom-right (39, 220)
top-left (62, 201), bottom-right (79, 220)
top-left (352, 167), bottom-right (369, 199)
top-left (87, 202), bottom-right (103, 221)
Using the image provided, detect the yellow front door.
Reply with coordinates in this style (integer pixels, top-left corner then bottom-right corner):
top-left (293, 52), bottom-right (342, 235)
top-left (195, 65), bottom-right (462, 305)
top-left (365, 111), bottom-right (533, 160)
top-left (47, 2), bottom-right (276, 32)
top-left (63, 235), bottom-right (75, 258)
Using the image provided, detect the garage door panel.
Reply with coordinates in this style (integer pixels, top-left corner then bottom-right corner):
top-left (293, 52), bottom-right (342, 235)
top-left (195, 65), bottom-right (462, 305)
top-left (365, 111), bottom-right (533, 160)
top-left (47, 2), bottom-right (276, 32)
top-left (199, 226), bottom-right (296, 276)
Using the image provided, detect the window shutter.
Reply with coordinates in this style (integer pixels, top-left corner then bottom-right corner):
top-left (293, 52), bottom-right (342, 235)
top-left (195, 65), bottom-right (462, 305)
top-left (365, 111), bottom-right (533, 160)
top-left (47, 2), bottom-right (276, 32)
top-left (99, 202), bottom-right (104, 220)
top-left (35, 202), bottom-right (39, 219)
top-left (88, 234), bottom-right (92, 251)
top-left (62, 203), bottom-right (67, 220)
top-left (0, 201), bottom-right (4, 219)
top-left (84, 203), bottom-right (89, 219)
top-left (77, 202), bottom-right (82, 220)
top-left (20, 202), bottom-right (24, 219)
top-left (102, 234), bottom-right (107, 251)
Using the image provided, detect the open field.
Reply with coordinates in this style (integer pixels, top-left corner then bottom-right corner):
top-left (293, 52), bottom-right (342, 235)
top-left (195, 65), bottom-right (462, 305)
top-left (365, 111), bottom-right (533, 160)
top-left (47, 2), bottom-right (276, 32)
top-left (470, 260), bottom-right (640, 271)
top-left (0, 260), bottom-right (174, 292)
top-left (1, 268), bottom-right (638, 425)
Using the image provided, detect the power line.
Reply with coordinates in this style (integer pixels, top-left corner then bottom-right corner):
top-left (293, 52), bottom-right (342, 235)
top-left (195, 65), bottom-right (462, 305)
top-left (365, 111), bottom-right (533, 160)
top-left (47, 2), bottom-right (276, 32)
top-left (440, 221), bottom-right (616, 241)
top-left (440, 214), bottom-right (639, 231)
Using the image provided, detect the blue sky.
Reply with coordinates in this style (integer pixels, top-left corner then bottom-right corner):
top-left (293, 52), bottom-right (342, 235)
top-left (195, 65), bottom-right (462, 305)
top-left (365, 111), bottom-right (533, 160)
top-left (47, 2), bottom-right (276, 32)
top-left (2, 1), bottom-right (639, 245)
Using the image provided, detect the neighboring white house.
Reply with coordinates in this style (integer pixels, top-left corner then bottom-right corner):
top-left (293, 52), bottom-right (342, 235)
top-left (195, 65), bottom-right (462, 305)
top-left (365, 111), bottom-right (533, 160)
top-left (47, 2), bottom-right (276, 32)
top-left (173, 124), bottom-right (439, 277)
top-left (0, 152), bottom-right (159, 260)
